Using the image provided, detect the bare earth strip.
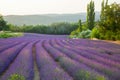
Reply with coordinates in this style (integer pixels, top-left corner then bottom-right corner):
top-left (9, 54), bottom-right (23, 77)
top-left (104, 40), bottom-right (120, 45)
top-left (32, 44), bottom-right (40, 80)
top-left (91, 38), bottom-right (120, 45)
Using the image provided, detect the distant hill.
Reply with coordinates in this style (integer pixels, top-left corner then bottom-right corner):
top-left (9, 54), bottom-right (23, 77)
top-left (4, 12), bottom-right (100, 26)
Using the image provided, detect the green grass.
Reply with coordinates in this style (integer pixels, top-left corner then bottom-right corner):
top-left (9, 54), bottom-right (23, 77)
top-left (0, 31), bottom-right (23, 38)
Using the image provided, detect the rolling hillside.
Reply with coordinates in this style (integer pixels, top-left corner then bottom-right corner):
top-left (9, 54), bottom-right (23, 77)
top-left (4, 12), bottom-right (100, 26)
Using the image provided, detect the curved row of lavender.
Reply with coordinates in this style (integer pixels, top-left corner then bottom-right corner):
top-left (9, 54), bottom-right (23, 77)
top-left (0, 33), bottom-right (120, 80)
top-left (0, 42), bottom-right (35, 80)
top-left (36, 41), bottom-right (73, 80)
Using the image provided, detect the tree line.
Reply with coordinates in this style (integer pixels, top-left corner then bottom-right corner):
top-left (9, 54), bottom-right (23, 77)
top-left (8, 22), bottom-right (78, 35)
top-left (0, 14), bottom-right (78, 35)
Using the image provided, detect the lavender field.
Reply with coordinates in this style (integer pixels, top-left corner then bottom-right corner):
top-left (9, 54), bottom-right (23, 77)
top-left (0, 33), bottom-right (120, 80)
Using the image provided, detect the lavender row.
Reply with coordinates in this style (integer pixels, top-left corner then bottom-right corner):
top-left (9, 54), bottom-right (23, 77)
top-left (0, 42), bottom-right (35, 80)
top-left (43, 40), bottom-right (106, 80)
top-left (61, 39), bottom-right (120, 63)
top-left (0, 42), bottom-right (27, 75)
top-left (0, 39), bottom-right (18, 46)
top-left (68, 39), bottom-right (120, 55)
top-left (59, 39), bottom-right (120, 69)
top-left (36, 41), bottom-right (73, 80)
top-left (53, 39), bottom-right (120, 80)
top-left (67, 39), bottom-right (120, 52)
top-left (59, 57), bottom-right (106, 80)
top-left (69, 39), bottom-right (120, 49)
top-left (42, 40), bottom-right (66, 61)
top-left (0, 42), bottom-right (23, 53)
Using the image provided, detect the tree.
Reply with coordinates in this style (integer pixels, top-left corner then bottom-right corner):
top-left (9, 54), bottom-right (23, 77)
top-left (98, 1), bottom-right (120, 40)
top-left (86, 0), bottom-right (95, 30)
top-left (100, 0), bottom-right (108, 22)
top-left (78, 19), bottom-right (82, 32)
top-left (105, 0), bottom-right (108, 6)
top-left (100, 2), bottom-right (120, 32)
top-left (104, 3), bottom-right (120, 32)
top-left (100, 0), bottom-right (105, 22)
top-left (0, 14), bottom-right (8, 31)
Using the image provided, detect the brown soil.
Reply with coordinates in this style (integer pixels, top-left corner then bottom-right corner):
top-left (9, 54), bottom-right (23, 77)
top-left (104, 40), bottom-right (120, 45)
top-left (32, 45), bottom-right (40, 80)
top-left (91, 38), bottom-right (120, 45)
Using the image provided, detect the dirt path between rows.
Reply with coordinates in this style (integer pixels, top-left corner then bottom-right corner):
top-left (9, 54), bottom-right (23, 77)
top-left (32, 44), bottom-right (40, 80)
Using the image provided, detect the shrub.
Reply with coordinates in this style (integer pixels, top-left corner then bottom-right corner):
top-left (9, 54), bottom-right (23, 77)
top-left (70, 30), bottom-right (79, 36)
top-left (69, 28), bottom-right (80, 38)
top-left (91, 27), bottom-right (100, 39)
top-left (103, 31), bottom-right (118, 41)
top-left (116, 31), bottom-right (120, 40)
top-left (8, 74), bottom-right (25, 80)
top-left (78, 29), bottom-right (91, 38)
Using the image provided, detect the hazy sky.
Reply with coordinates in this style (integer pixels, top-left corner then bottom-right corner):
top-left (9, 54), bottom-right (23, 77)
top-left (0, 0), bottom-right (119, 15)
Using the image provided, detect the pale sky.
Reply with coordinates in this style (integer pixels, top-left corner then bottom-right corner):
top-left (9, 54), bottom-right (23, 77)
top-left (0, 0), bottom-right (119, 15)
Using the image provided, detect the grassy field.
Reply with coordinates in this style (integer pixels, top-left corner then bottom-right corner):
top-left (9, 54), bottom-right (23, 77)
top-left (0, 31), bottom-right (23, 38)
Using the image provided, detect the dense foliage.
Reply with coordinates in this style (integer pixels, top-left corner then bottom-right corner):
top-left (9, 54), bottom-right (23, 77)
top-left (70, 0), bottom-right (120, 40)
top-left (9, 22), bottom-right (78, 35)
top-left (92, 1), bottom-right (120, 40)
top-left (70, 29), bottom-right (91, 39)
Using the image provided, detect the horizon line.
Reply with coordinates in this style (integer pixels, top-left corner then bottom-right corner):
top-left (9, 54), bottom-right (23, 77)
top-left (3, 11), bottom-right (100, 16)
